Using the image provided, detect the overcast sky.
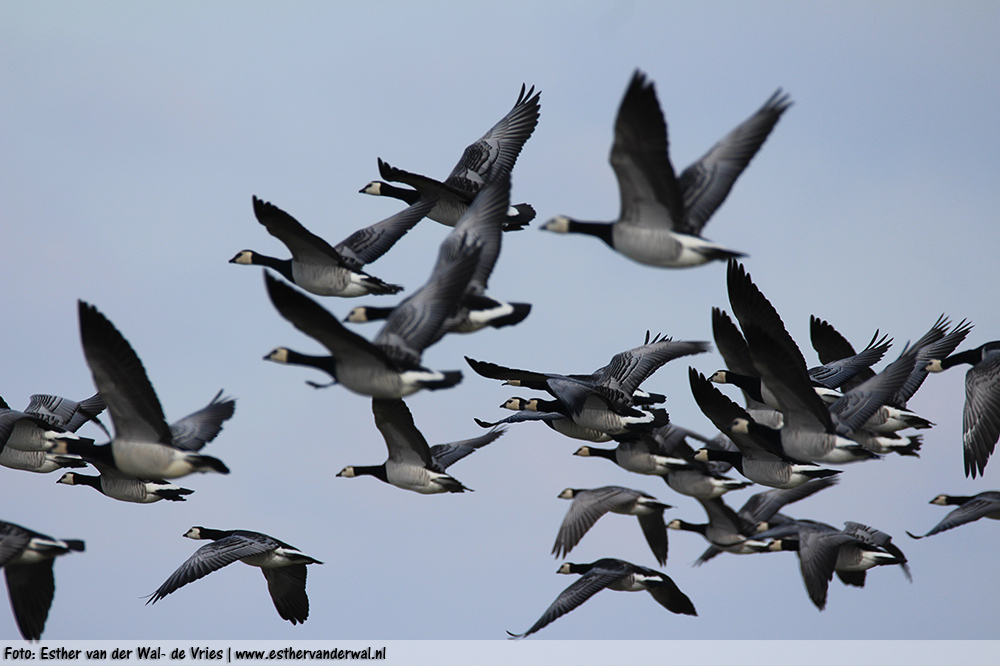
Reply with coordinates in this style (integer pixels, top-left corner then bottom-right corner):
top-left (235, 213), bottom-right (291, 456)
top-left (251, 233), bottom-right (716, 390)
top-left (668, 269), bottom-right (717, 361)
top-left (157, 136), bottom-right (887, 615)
top-left (2, 0), bottom-right (999, 650)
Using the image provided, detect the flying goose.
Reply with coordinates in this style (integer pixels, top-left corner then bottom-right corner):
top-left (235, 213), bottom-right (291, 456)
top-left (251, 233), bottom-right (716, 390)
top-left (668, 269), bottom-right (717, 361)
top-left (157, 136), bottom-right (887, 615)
top-left (926, 340), bottom-right (1000, 477)
top-left (542, 70), bottom-right (790, 267)
top-left (666, 496), bottom-right (770, 556)
top-left (336, 398), bottom-right (503, 494)
top-left (348, 170), bottom-right (531, 337)
top-left (474, 408), bottom-right (613, 443)
top-left (1, 393), bottom-right (106, 472)
top-left (359, 84), bottom-right (540, 232)
top-left (708, 325), bottom-right (892, 411)
top-left (51, 303), bottom-right (232, 480)
top-left (711, 306), bottom-right (772, 411)
top-left (467, 331), bottom-right (707, 409)
top-left (663, 465), bottom-right (753, 501)
top-left (690, 477), bottom-right (840, 567)
top-left (0, 397), bottom-right (94, 454)
top-left (0, 520), bottom-right (84, 641)
top-left (572, 426), bottom-right (745, 496)
top-left (469, 333), bottom-right (707, 436)
top-left (230, 195), bottom-right (434, 297)
top-left (762, 520), bottom-right (906, 610)
top-left (57, 466), bottom-right (194, 503)
top-left (508, 558), bottom-right (696, 639)
top-left (52, 389), bottom-right (235, 477)
top-left (725, 260), bottom-right (895, 464)
top-left (811, 314), bottom-right (971, 435)
top-left (573, 438), bottom-right (686, 477)
top-left (907, 491), bottom-right (1000, 538)
top-left (146, 527), bottom-right (322, 625)
top-left (263, 270), bottom-right (466, 398)
top-left (689, 368), bottom-right (840, 489)
top-left (502, 392), bottom-right (668, 438)
top-left (267, 178), bottom-right (521, 397)
top-left (641, 424), bottom-right (755, 499)
top-left (552, 486), bottom-right (671, 565)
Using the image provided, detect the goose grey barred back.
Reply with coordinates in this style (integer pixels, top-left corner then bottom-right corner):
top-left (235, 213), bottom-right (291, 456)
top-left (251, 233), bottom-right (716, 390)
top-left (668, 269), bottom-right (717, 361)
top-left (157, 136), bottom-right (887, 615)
top-left (231, 196), bottom-right (434, 297)
top-left (0, 520), bottom-right (84, 641)
top-left (907, 491), bottom-right (1000, 538)
top-left (0, 392), bottom-right (107, 465)
top-left (146, 527), bottom-right (322, 625)
top-left (336, 398), bottom-right (503, 494)
top-left (0, 447), bottom-right (87, 474)
top-left (507, 558), bottom-right (696, 639)
top-left (542, 70), bottom-right (790, 268)
top-left (359, 84), bottom-right (540, 232)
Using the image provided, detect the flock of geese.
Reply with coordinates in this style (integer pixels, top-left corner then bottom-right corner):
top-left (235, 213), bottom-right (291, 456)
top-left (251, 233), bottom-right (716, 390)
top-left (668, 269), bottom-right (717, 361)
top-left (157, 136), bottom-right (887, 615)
top-left (3, 68), bottom-right (1000, 641)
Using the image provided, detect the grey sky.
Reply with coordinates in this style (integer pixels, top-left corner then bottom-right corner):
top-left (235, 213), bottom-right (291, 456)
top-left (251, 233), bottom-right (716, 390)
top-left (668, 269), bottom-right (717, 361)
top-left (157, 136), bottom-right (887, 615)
top-left (2, 1), bottom-right (998, 644)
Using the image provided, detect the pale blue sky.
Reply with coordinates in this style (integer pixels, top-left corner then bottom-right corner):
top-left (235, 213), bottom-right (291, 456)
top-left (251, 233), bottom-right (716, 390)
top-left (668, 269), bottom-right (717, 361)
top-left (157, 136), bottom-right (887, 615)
top-left (2, 1), bottom-right (999, 646)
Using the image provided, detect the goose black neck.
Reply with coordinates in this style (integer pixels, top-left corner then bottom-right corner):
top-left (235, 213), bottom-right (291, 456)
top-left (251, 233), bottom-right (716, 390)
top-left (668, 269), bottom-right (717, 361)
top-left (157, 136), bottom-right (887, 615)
top-left (251, 255), bottom-right (295, 283)
top-left (353, 465), bottom-right (389, 484)
top-left (567, 220), bottom-right (615, 248)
